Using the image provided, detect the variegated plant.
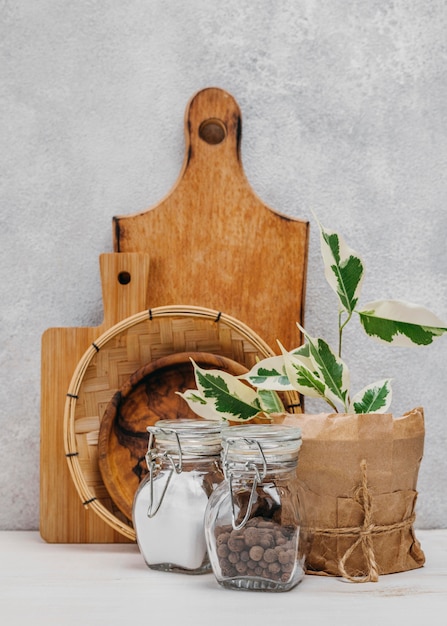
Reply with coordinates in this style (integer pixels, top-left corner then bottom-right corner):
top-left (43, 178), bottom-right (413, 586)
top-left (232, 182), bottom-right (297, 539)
top-left (178, 216), bottom-right (447, 420)
top-left (177, 361), bottom-right (286, 423)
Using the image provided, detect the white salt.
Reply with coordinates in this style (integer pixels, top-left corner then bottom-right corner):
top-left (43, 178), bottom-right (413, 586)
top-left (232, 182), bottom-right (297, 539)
top-left (133, 470), bottom-right (209, 570)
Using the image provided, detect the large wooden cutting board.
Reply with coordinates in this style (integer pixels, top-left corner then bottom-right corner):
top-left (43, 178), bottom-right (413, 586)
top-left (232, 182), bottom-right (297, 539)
top-left (40, 253), bottom-right (150, 542)
top-left (113, 87), bottom-right (309, 352)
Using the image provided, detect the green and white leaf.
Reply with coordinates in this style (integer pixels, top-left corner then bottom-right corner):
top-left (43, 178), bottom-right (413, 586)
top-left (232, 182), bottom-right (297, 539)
top-left (241, 356), bottom-right (294, 391)
top-left (279, 343), bottom-right (343, 411)
top-left (176, 360), bottom-right (262, 422)
top-left (280, 349), bottom-right (326, 398)
top-left (358, 300), bottom-right (447, 347)
top-left (289, 343), bottom-right (314, 370)
top-left (296, 325), bottom-right (350, 410)
top-left (257, 389), bottom-right (285, 414)
top-left (177, 389), bottom-right (223, 421)
top-left (316, 216), bottom-right (365, 315)
top-left (349, 379), bottom-right (392, 414)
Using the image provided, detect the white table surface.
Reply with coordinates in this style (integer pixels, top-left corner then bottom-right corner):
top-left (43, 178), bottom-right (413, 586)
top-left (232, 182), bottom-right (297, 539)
top-left (0, 530), bottom-right (446, 626)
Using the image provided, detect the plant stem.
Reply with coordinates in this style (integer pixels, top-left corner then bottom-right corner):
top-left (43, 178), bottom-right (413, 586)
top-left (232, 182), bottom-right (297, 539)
top-left (338, 310), bottom-right (352, 358)
top-left (326, 398), bottom-right (339, 413)
top-left (338, 311), bottom-right (353, 412)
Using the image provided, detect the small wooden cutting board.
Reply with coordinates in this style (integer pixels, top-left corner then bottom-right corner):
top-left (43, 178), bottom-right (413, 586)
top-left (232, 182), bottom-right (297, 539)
top-left (40, 253), bottom-right (150, 542)
top-left (113, 87), bottom-right (309, 352)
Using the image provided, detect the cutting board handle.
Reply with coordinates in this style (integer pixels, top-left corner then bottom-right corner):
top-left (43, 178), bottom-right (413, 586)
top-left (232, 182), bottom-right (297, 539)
top-left (181, 87), bottom-right (244, 179)
top-left (99, 253), bottom-right (150, 330)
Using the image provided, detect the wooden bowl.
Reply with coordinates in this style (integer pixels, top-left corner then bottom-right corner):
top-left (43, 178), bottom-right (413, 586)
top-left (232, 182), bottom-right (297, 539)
top-left (97, 351), bottom-right (247, 522)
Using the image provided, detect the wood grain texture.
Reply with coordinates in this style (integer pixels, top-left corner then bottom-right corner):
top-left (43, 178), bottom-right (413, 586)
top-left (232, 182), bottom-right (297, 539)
top-left (113, 87), bottom-right (309, 352)
top-left (98, 352), bottom-right (248, 525)
top-left (40, 87), bottom-right (309, 544)
top-left (40, 253), bottom-right (150, 543)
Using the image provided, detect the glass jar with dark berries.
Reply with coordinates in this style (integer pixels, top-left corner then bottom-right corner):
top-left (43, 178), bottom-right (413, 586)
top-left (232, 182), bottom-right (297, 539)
top-left (204, 423), bottom-right (305, 592)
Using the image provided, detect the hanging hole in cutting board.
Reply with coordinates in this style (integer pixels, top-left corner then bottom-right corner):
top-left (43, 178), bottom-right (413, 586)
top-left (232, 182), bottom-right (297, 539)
top-left (118, 271), bottom-right (131, 285)
top-left (199, 118), bottom-right (226, 144)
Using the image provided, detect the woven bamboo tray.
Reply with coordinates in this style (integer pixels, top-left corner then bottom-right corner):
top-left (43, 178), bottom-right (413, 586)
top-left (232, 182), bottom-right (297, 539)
top-left (64, 305), bottom-right (301, 540)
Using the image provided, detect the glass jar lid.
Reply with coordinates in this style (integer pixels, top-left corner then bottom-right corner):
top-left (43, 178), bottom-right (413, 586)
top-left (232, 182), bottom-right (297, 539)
top-left (221, 424), bottom-right (302, 531)
top-left (222, 423), bottom-right (302, 467)
top-left (147, 419), bottom-right (222, 458)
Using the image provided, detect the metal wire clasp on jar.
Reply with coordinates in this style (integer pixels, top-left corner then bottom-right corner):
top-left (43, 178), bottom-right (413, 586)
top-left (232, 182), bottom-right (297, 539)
top-left (204, 423), bottom-right (304, 591)
top-left (132, 419), bottom-right (224, 574)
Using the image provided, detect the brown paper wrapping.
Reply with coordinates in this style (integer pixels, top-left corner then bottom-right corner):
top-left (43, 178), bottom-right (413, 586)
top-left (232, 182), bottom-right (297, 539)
top-left (281, 407), bottom-right (425, 581)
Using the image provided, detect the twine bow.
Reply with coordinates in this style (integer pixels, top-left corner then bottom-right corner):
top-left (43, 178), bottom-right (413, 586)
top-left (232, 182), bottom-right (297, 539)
top-left (338, 459), bottom-right (379, 582)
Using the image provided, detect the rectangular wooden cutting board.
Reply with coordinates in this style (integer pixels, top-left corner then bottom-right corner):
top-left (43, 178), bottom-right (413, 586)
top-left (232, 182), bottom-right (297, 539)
top-left (40, 253), bottom-right (150, 542)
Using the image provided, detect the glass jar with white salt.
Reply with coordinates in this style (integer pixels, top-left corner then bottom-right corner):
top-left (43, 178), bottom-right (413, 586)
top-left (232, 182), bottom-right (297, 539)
top-left (204, 423), bottom-right (305, 591)
top-left (132, 419), bottom-right (223, 574)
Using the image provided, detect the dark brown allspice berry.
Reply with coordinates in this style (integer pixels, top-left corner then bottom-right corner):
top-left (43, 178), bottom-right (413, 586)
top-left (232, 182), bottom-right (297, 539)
top-left (268, 562), bottom-right (281, 574)
top-left (222, 562), bottom-right (237, 576)
top-left (217, 544), bottom-right (229, 558)
top-left (228, 552), bottom-right (240, 564)
top-left (259, 533), bottom-right (275, 549)
top-left (228, 535), bottom-right (245, 552)
top-left (240, 550), bottom-right (250, 562)
top-left (243, 527), bottom-right (260, 547)
top-left (263, 548), bottom-right (278, 563)
top-left (216, 532), bottom-right (230, 545)
top-left (278, 550), bottom-right (290, 565)
top-left (249, 545), bottom-right (265, 562)
top-left (236, 561), bottom-right (248, 574)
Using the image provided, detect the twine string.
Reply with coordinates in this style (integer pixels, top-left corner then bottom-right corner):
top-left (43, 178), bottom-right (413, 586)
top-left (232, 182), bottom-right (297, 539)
top-left (338, 459), bottom-right (378, 583)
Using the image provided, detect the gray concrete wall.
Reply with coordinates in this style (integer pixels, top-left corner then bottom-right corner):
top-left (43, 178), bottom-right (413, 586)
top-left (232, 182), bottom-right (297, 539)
top-left (1, 0), bottom-right (446, 530)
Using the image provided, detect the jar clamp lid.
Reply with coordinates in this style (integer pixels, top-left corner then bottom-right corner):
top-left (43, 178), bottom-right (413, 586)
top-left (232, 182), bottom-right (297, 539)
top-left (222, 424), bottom-right (302, 467)
top-left (145, 419), bottom-right (223, 518)
top-left (221, 424), bottom-right (302, 530)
